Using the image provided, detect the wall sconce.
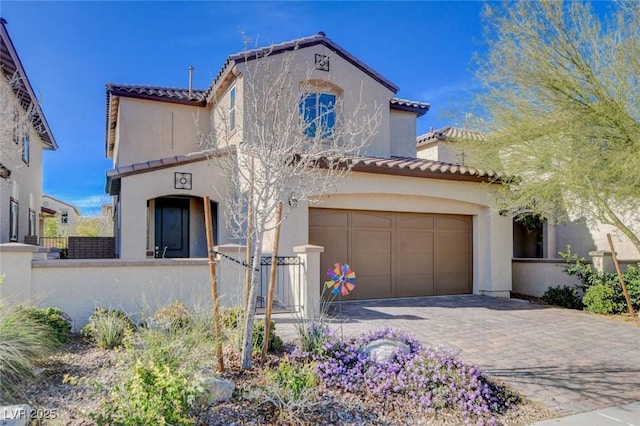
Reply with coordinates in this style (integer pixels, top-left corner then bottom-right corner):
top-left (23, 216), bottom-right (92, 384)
top-left (288, 193), bottom-right (298, 208)
top-left (496, 197), bottom-right (509, 217)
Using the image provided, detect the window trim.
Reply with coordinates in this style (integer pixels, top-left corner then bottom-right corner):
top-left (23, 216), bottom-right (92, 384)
top-left (228, 85), bottom-right (236, 132)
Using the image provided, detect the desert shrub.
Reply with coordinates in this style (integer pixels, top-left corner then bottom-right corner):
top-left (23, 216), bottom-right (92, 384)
top-left (0, 305), bottom-right (58, 403)
top-left (295, 321), bottom-right (333, 357)
top-left (82, 308), bottom-right (133, 349)
top-left (220, 306), bottom-right (244, 329)
top-left (316, 328), bottom-right (514, 423)
top-left (541, 286), bottom-right (583, 309)
top-left (252, 319), bottom-right (283, 354)
top-left (152, 302), bottom-right (192, 331)
top-left (582, 284), bottom-right (621, 314)
top-left (15, 306), bottom-right (70, 344)
top-left (250, 357), bottom-right (318, 423)
top-left (93, 356), bottom-right (199, 425)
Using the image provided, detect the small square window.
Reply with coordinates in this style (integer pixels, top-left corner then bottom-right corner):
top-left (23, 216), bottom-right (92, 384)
top-left (61, 210), bottom-right (69, 224)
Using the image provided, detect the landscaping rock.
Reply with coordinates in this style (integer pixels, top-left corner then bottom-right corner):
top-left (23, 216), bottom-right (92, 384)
top-left (195, 369), bottom-right (235, 405)
top-left (0, 404), bottom-right (31, 426)
top-left (363, 338), bottom-right (411, 363)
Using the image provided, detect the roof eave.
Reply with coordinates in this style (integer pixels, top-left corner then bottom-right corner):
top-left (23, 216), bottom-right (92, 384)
top-left (390, 103), bottom-right (430, 117)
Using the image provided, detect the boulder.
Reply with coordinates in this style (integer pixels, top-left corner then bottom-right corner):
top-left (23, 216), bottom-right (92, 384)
top-left (194, 369), bottom-right (235, 405)
top-left (363, 338), bottom-right (411, 363)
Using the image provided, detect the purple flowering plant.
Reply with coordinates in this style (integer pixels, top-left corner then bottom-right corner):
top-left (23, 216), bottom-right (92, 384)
top-left (309, 328), bottom-right (518, 424)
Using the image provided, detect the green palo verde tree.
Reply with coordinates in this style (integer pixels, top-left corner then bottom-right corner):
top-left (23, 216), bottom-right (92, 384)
top-left (464, 1), bottom-right (640, 256)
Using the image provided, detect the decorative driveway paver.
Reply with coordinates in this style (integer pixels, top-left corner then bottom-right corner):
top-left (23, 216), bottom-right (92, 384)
top-left (272, 295), bottom-right (640, 415)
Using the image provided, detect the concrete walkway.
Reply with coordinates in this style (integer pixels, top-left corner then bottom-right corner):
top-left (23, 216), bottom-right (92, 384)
top-left (271, 295), bottom-right (640, 417)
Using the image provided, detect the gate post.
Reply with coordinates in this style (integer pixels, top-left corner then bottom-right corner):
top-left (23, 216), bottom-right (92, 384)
top-left (293, 244), bottom-right (324, 318)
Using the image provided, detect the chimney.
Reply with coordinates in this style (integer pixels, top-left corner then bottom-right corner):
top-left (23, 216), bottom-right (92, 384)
top-left (188, 66), bottom-right (194, 95)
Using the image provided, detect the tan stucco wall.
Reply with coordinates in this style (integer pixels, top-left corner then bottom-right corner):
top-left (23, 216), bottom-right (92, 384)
top-left (389, 110), bottom-right (418, 157)
top-left (0, 78), bottom-right (44, 243)
top-left (113, 98), bottom-right (209, 167)
top-left (235, 44), bottom-right (396, 158)
top-left (272, 171), bottom-right (512, 296)
top-left (512, 259), bottom-right (582, 297)
top-left (554, 219), bottom-right (639, 260)
top-left (118, 160), bottom-right (230, 259)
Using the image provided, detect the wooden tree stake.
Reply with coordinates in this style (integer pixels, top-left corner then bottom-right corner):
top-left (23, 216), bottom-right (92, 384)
top-left (607, 234), bottom-right (636, 318)
top-left (261, 201), bottom-right (283, 362)
top-left (204, 196), bottom-right (224, 372)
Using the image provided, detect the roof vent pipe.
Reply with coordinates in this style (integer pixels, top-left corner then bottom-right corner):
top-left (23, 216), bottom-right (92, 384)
top-left (188, 66), bottom-right (194, 95)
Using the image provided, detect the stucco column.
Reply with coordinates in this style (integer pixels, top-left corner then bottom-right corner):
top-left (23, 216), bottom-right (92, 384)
top-left (544, 220), bottom-right (557, 259)
top-left (589, 250), bottom-right (615, 274)
top-left (294, 244), bottom-right (324, 318)
top-left (214, 244), bottom-right (247, 307)
top-left (0, 243), bottom-right (38, 306)
top-left (119, 180), bottom-right (148, 260)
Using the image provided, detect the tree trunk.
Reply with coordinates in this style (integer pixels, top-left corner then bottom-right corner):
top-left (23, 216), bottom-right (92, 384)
top-left (240, 231), bottom-right (263, 370)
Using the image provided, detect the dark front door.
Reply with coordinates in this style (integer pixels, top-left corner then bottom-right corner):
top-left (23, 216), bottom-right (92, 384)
top-left (155, 198), bottom-right (189, 258)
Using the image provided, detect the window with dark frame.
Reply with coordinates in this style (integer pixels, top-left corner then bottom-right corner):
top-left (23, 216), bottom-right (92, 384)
top-left (12, 106), bottom-right (20, 144)
top-left (29, 208), bottom-right (36, 236)
top-left (61, 210), bottom-right (69, 224)
top-left (298, 93), bottom-right (336, 138)
top-left (229, 86), bottom-right (236, 132)
top-left (9, 198), bottom-right (18, 242)
top-left (22, 125), bottom-right (29, 165)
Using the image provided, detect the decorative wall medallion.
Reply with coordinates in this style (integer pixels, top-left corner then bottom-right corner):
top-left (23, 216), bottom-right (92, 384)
top-left (315, 54), bottom-right (330, 71)
top-left (174, 172), bottom-right (192, 190)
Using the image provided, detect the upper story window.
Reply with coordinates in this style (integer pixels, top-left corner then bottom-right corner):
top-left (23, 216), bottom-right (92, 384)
top-left (22, 125), bottom-right (30, 165)
top-left (229, 86), bottom-right (236, 132)
top-left (29, 208), bottom-right (36, 236)
top-left (61, 210), bottom-right (69, 224)
top-left (299, 93), bottom-right (336, 139)
top-left (12, 106), bottom-right (20, 144)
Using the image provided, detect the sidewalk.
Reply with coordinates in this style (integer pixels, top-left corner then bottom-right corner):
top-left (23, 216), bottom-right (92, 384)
top-left (532, 402), bottom-right (640, 425)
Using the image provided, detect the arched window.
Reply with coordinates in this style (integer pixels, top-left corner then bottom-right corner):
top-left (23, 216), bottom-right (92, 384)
top-left (298, 80), bottom-right (342, 139)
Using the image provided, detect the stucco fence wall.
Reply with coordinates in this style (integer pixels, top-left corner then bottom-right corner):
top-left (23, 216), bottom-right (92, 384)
top-left (0, 243), bottom-right (321, 331)
top-left (513, 253), bottom-right (640, 297)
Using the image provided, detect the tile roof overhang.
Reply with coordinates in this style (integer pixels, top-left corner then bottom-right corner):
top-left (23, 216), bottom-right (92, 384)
top-left (0, 18), bottom-right (57, 150)
top-left (390, 98), bottom-right (430, 117)
top-left (41, 206), bottom-right (57, 216)
top-left (106, 147), bottom-right (499, 196)
top-left (417, 126), bottom-right (486, 149)
top-left (105, 147), bottom-right (235, 195)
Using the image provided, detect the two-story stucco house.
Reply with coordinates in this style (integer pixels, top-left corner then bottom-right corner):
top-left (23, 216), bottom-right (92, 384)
top-left (0, 18), bottom-right (58, 244)
top-left (105, 33), bottom-right (512, 299)
top-left (41, 194), bottom-right (82, 236)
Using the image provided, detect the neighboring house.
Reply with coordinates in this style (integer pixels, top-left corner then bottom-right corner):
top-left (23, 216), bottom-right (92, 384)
top-left (417, 126), bottom-right (639, 260)
top-left (42, 194), bottom-right (81, 236)
top-left (105, 32), bottom-right (512, 299)
top-left (0, 18), bottom-right (58, 244)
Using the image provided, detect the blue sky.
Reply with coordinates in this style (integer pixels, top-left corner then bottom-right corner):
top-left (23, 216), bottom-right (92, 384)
top-left (2, 1), bottom-right (486, 214)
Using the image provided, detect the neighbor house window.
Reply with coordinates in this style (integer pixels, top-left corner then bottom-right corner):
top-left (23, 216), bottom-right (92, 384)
top-left (12, 107), bottom-right (20, 144)
top-left (22, 127), bottom-right (29, 165)
top-left (9, 198), bottom-right (18, 242)
top-left (229, 85), bottom-right (236, 131)
top-left (299, 93), bottom-right (335, 138)
top-left (29, 208), bottom-right (36, 236)
top-left (61, 210), bottom-right (69, 224)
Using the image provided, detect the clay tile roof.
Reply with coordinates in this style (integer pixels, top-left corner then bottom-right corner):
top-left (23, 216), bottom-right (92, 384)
top-left (106, 83), bottom-right (207, 105)
top-left (390, 98), bottom-right (430, 117)
top-left (348, 155), bottom-right (499, 183)
top-left (417, 126), bottom-right (486, 147)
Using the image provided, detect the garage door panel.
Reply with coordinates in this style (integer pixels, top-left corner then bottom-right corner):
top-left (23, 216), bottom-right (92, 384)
top-left (437, 216), bottom-right (472, 231)
top-left (309, 209), bottom-right (472, 300)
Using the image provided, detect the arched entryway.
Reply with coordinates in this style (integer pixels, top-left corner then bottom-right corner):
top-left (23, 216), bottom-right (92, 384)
top-left (513, 212), bottom-right (545, 258)
top-left (149, 195), bottom-right (218, 258)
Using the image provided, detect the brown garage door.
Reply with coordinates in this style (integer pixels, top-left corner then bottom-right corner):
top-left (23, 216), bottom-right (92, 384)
top-left (309, 208), bottom-right (472, 300)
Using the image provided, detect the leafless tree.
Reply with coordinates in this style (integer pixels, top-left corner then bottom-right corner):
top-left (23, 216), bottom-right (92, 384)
top-left (198, 40), bottom-right (382, 369)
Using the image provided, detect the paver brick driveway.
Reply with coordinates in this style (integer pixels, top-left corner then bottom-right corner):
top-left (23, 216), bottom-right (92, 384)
top-left (273, 295), bottom-right (640, 415)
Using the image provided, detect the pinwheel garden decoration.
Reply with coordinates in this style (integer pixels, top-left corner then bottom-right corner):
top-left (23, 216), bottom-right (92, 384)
top-left (325, 263), bottom-right (356, 339)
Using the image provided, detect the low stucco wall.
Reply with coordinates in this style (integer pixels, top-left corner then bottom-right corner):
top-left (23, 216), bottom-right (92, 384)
top-left (512, 258), bottom-right (581, 297)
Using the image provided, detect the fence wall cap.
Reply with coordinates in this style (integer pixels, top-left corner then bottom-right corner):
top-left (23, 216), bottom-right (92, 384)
top-left (293, 244), bottom-right (325, 254)
top-left (215, 244), bottom-right (247, 251)
top-left (589, 250), bottom-right (614, 256)
top-left (0, 243), bottom-right (40, 253)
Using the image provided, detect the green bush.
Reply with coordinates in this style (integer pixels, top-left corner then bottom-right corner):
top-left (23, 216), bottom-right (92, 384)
top-left (15, 306), bottom-right (70, 344)
top-left (82, 308), bottom-right (133, 349)
top-left (583, 284), bottom-right (620, 314)
top-left (541, 286), bottom-right (583, 309)
top-left (0, 305), bottom-right (58, 403)
top-left (220, 306), bottom-right (244, 329)
top-left (252, 319), bottom-right (283, 354)
top-left (93, 357), bottom-right (198, 425)
top-left (250, 357), bottom-right (318, 423)
top-left (152, 302), bottom-right (192, 331)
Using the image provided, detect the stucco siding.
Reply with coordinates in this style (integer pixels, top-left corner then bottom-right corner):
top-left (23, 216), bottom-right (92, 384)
top-left (389, 110), bottom-right (417, 157)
